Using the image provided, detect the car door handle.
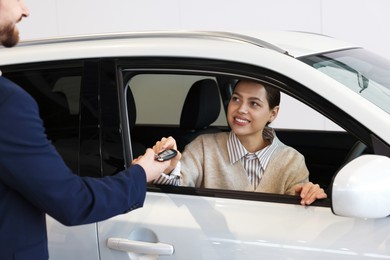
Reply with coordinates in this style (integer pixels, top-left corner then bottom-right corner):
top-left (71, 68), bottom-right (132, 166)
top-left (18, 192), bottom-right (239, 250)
top-left (107, 237), bottom-right (174, 255)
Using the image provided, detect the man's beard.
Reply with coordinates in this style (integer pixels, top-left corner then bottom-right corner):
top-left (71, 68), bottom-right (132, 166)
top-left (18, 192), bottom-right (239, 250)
top-left (0, 24), bottom-right (20, 48)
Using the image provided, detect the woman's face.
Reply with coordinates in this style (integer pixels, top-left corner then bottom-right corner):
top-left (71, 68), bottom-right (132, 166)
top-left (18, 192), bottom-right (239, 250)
top-left (227, 81), bottom-right (279, 139)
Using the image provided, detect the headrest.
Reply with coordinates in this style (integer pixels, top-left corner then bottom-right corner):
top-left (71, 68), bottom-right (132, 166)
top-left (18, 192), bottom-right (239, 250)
top-left (180, 79), bottom-right (221, 131)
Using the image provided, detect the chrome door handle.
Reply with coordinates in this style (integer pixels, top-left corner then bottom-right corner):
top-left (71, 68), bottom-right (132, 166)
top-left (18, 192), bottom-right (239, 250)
top-left (107, 237), bottom-right (174, 255)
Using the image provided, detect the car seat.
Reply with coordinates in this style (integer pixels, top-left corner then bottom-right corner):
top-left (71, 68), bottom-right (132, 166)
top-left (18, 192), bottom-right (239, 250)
top-left (177, 79), bottom-right (222, 151)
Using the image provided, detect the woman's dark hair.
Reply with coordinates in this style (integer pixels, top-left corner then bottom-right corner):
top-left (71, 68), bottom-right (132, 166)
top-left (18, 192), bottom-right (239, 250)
top-left (234, 79), bottom-right (280, 109)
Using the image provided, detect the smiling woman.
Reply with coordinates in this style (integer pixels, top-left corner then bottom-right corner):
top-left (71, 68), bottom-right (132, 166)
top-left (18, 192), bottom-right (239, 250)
top-left (153, 79), bottom-right (327, 205)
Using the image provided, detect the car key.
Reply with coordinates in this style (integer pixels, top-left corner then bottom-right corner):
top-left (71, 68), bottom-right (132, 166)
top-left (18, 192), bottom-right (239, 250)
top-left (155, 149), bottom-right (178, 162)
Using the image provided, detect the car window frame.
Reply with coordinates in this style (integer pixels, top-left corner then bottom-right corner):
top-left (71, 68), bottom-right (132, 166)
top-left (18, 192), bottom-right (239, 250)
top-left (114, 57), bottom-right (380, 208)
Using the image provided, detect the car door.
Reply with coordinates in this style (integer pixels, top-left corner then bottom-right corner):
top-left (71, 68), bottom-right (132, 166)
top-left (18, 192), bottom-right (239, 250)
top-left (99, 188), bottom-right (390, 260)
top-left (95, 58), bottom-right (390, 259)
top-left (2, 60), bottom-right (102, 259)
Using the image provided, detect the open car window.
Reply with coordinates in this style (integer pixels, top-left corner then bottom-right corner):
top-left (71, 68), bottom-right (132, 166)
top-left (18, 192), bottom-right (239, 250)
top-left (120, 70), bottom-right (366, 204)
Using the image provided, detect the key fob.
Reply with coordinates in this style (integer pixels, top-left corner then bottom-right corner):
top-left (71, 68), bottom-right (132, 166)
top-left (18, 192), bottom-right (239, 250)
top-left (155, 149), bottom-right (178, 162)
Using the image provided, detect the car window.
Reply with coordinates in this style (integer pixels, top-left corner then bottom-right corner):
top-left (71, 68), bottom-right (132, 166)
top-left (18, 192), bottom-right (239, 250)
top-left (121, 70), bottom-right (358, 197)
top-left (2, 64), bottom-right (82, 174)
top-left (128, 74), bottom-right (227, 126)
top-left (273, 93), bottom-right (343, 131)
top-left (300, 48), bottom-right (390, 115)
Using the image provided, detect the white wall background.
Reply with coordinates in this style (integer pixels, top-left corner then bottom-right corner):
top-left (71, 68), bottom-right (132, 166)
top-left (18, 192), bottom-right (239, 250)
top-left (19, 0), bottom-right (390, 60)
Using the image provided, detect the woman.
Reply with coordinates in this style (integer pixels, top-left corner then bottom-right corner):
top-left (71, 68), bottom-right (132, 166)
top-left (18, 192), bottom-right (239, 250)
top-left (149, 79), bottom-right (327, 205)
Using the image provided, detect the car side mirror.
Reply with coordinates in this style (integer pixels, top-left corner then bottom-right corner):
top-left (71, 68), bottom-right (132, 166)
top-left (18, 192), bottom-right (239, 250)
top-left (331, 154), bottom-right (390, 219)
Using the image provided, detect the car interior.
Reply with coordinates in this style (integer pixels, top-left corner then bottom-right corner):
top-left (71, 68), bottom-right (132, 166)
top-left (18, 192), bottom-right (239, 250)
top-left (125, 72), bottom-right (371, 193)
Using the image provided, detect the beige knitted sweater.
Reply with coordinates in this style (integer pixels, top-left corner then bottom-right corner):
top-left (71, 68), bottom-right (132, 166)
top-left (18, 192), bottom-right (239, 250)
top-left (180, 132), bottom-right (309, 195)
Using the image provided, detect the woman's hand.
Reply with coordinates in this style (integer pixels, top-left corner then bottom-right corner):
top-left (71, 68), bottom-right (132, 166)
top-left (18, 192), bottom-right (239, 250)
top-left (294, 182), bottom-right (327, 205)
top-left (152, 136), bottom-right (182, 174)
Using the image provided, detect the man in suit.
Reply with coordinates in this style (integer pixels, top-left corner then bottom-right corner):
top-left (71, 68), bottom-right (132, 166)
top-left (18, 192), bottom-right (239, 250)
top-left (0, 0), bottom-right (172, 259)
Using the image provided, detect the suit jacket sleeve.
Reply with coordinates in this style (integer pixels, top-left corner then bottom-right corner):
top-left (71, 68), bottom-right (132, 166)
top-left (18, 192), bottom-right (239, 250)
top-left (0, 78), bottom-right (147, 226)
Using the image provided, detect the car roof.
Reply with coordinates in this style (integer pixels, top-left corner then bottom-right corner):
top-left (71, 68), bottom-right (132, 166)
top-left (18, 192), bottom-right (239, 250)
top-left (238, 30), bottom-right (359, 57)
top-left (0, 30), bottom-right (359, 66)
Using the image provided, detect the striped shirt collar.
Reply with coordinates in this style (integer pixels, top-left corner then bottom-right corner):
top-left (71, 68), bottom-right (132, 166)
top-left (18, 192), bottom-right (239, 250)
top-left (227, 127), bottom-right (280, 170)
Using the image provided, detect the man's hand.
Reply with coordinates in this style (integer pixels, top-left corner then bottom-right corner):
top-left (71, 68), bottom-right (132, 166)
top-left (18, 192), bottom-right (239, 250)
top-left (295, 182), bottom-right (327, 205)
top-left (132, 148), bottom-right (171, 182)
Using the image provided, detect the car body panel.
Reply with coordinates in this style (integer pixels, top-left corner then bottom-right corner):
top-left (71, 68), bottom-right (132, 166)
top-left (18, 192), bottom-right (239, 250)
top-left (0, 31), bottom-right (358, 64)
top-left (97, 192), bottom-right (390, 260)
top-left (46, 216), bottom-right (99, 259)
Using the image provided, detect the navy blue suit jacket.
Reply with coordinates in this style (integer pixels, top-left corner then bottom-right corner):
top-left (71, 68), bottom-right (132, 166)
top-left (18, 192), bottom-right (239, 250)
top-left (0, 77), bottom-right (147, 259)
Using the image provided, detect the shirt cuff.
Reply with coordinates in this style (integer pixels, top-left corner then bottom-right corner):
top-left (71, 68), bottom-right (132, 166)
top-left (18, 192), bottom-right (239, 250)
top-left (169, 161), bottom-right (181, 176)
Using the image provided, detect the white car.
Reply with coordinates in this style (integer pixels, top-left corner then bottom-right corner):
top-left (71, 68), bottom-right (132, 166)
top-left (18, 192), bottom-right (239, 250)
top-left (1, 31), bottom-right (390, 259)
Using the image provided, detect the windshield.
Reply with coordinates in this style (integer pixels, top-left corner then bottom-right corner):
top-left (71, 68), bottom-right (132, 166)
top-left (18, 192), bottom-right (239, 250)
top-left (299, 48), bottom-right (390, 114)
